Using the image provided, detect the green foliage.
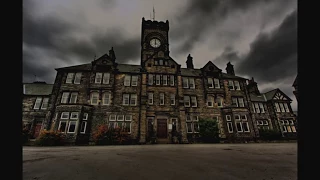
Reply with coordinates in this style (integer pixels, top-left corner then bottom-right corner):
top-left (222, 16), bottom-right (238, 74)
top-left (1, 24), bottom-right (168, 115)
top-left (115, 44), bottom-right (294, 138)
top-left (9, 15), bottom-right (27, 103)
top-left (259, 129), bottom-right (282, 141)
top-left (198, 118), bottom-right (220, 143)
top-left (34, 130), bottom-right (66, 146)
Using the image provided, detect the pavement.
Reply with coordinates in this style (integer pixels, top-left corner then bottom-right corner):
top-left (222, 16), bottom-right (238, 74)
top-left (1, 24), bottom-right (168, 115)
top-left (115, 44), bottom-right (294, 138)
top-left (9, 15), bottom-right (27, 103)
top-left (23, 143), bottom-right (297, 180)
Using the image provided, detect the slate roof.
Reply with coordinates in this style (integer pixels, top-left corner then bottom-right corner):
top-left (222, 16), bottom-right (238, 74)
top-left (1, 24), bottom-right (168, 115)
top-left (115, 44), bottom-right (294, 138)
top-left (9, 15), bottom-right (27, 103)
top-left (24, 83), bottom-right (53, 95)
top-left (249, 94), bottom-right (266, 102)
top-left (180, 68), bottom-right (202, 76)
top-left (263, 89), bottom-right (278, 101)
top-left (292, 75), bottom-right (297, 87)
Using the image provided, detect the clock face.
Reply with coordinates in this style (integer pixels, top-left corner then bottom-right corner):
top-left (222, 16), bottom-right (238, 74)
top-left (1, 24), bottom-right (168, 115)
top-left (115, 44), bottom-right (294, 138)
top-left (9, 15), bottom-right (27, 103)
top-left (150, 38), bottom-right (161, 48)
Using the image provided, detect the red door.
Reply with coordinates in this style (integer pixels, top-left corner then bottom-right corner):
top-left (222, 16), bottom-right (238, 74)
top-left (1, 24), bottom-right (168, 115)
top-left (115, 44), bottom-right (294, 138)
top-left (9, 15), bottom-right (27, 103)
top-left (33, 122), bottom-right (43, 139)
top-left (157, 119), bottom-right (167, 138)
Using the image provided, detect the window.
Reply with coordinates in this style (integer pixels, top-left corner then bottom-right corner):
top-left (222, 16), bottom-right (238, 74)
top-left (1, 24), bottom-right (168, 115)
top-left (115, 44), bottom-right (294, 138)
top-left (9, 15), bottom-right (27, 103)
top-left (61, 92), bottom-right (70, 104)
top-left (259, 103), bottom-right (265, 113)
top-left (228, 80), bottom-right (234, 90)
top-left (232, 97), bottom-right (238, 107)
top-left (122, 122), bottom-right (131, 133)
top-left (74, 73), bottom-right (82, 84)
top-left (131, 76), bottom-right (138, 86)
top-left (90, 92), bottom-right (99, 105)
top-left (130, 94), bottom-right (137, 106)
top-left (40, 98), bottom-right (49, 109)
top-left (214, 78), bottom-right (220, 88)
top-left (285, 120), bottom-right (289, 125)
top-left (255, 103), bottom-right (260, 113)
top-left (236, 122), bottom-right (243, 132)
top-left (279, 103), bottom-right (285, 112)
top-left (80, 121), bottom-right (87, 134)
top-left (67, 121), bottom-right (77, 133)
top-left (191, 96), bottom-right (197, 107)
top-left (207, 96), bottom-right (214, 107)
top-left (226, 115), bottom-right (231, 121)
top-left (170, 94), bottom-right (175, 105)
top-left (58, 121), bottom-right (67, 133)
top-left (234, 115), bottom-right (240, 121)
top-left (282, 126), bottom-right (287, 132)
top-left (227, 122), bottom-right (233, 133)
top-left (123, 94), bottom-right (130, 105)
top-left (154, 60), bottom-right (158, 65)
top-left (284, 103), bottom-right (290, 112)
top-left (208, 78), bottom-right (214, 88)
top-left (289, 120), bottom-right (294, 125)
top-left (291, 126), bottom-right (296, 132)
top-left (148, 93), bottom-right (153, 105)
top-left (69, 92), bottom-right (78, 103)
top-left (216, 97), bottom-right (223, 107)
top-left (186, 115), bottom-right (199, 133)
top-left (189, 78), bottom-right (195, 89)
top-left (148, 74), bottom-right (153, 85)
top-left (287, 126), bottom-right (292, 132)
top-left (264, 120), bottom-right (268, 125)
top-left (83, 113), bottom-right (88, 120)
top-left (183, 78), bottom-right (189, 88)
top-left (163, 75), bottom-right (167, 85)
top-left (242, 122), bottom-right (250, 132)
top-left (160, 93), bottom-right (165, 105)
top-left (241, 115), bottom-right (247, 121)
top-left (70, 112), bottom-right (79, 119)
top-left (275, 103), bottom-right (280, 112)
top-left (234, 81), bottom-right (240, 90)
top-left (279, 120), bottom-right (284, 125)
top-left (124, 75), bottom-right (131, 86)
top-left (66, 73), bottom-right (75, 84)
top-left (159, 59), bottom-right (163, 65)
top-left (61, 112), bottom-right (69, 119)
top-left (164, 61), bottom-right (168, 66)
top-left (117, 115), bottom-right (124, 121)
top-left (95, 73), bottom-right (103, 84)
top-left (170, 75), bottom-right (175, 86)
top-left (103, 73), bottom-right (110, 84)
top-left (238, 98), bottom-right (244, 107)
top-left (102, 93), bottom-right (111, 105)
top-left (34, 97), bottom-right (42, 109)
top-left (109, 115), bottom-right (116, 121)
top-left (125, 115), bottom-right (132, 121)
top-left (184, 96), bottom-right (190, 107)
top-left (156, 75), bottom-right (161, 85)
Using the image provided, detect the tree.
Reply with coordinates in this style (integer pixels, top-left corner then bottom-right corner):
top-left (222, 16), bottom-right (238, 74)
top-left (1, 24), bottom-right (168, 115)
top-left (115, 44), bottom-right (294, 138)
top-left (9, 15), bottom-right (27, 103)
top-left (198, 118), bottom-right (220, 143)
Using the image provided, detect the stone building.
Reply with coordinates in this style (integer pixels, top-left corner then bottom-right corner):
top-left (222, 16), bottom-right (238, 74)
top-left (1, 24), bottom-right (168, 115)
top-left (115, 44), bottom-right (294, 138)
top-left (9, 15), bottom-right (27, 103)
top-left (23, 18), bottom-right (297, 144)
top-left (23, 82), bottom-right (53, 139)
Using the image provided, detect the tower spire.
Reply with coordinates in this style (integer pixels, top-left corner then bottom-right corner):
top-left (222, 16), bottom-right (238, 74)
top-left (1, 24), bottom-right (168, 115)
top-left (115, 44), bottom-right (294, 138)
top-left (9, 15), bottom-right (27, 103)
top-left (153, 6), bottom-right (155, 21)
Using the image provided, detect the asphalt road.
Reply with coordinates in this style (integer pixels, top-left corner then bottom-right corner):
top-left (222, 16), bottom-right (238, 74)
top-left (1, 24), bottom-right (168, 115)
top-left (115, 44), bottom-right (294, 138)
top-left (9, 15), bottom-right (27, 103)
top-left (23, 143), bottom-right (297, 180)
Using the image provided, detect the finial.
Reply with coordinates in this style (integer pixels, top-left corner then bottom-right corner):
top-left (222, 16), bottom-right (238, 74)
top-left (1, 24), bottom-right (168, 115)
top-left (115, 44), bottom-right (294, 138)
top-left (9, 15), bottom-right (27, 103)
top-left (153, 6), bottom-right (155, 21)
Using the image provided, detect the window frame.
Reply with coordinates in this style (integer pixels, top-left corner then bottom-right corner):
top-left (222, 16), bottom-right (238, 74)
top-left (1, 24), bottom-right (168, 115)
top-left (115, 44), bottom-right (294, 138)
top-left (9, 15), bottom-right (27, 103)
top-left (40, 97), bottom-right (49, 110)
top-left (95, 73), bottom-right (103, 84)
top-left (67, 121), bottom-right (77, 134)
top-left (34, 97), bottom-right (42, 109)
top-left (69, 92), bottom-right (78, 104)
top-left (148, 93), bottom-right (154, 105)
top-left (124, 75), bottom-right (131, 86)
top-left (90, 92), bottom-right (99, 105)
top-left (170, 94), bottom-right (175, 105)
top-left (131, 76), bottom-right (138, 86)
top-left (74, 72), bottom-right (82, 84)
top-left (159, 93), bottom-right (165, 105)
top-left (102, 73), bottom-right (110, 84)
top-left (70, 112), bottom-right (79, 120)
top-left (227, 122), bottom-right (233, 133)
top-left (60, 112), bottom-right (69, 119)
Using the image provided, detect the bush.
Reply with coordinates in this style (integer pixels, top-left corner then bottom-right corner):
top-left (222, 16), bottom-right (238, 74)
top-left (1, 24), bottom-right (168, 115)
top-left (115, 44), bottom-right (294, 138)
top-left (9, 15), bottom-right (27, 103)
top-left (22, 127), bottom-right (31, 144)
top-left (35, 130), bottom-right (66, 146)
top-left (259, 129), bottom-right (282, 141)
top-left (92, 125), bottom-right (133, 145)
top-left (198, 118), bottom-right (220, 143)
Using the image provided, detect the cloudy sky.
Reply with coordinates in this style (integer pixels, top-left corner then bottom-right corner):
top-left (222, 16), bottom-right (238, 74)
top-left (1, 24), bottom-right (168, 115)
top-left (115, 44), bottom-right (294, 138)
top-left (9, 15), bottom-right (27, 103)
top-left (23, 0), bottom-right (297, 110)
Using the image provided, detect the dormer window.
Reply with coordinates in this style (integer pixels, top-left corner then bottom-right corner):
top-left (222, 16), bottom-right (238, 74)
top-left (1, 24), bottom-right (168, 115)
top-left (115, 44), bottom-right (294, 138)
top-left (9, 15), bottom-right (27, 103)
top-left (154, 59), bottom-right (168, 66)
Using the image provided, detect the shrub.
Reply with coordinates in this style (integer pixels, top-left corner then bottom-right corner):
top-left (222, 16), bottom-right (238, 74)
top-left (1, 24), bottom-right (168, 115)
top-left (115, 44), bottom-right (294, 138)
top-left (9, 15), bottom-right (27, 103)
top-left (92, 124), bottom-right (133, 145)
top-left (22, 127), bottom-right (31, 144)
top-left (35, 130), bottom-right (66, 146)
top-left (198, 118), bottom-right (220, 143)
top-left (259, 129), bottom-right (282, 141)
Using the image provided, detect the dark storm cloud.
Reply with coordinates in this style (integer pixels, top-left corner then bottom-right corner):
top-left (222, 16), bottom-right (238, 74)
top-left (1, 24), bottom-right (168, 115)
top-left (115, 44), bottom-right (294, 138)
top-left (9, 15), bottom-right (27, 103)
top-left (213, 46), bottom-right (242, 65)
top-left (170, 0), bottom-right (292, 55)
top-left (237, 10), bottom-right (297, 83)
top-left (23, 0), bottom-right (140, 83)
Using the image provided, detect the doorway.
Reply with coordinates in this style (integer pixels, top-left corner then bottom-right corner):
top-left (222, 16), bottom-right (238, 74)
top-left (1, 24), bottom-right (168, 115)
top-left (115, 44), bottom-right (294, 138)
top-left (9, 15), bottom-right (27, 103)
top-left (157, 119), bottom-right (167, 138)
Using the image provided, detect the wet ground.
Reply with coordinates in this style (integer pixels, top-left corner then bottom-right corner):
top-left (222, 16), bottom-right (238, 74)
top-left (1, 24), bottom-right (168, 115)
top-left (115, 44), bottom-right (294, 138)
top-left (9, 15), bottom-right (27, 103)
top-left (23, 143), bottom-right (297, 180)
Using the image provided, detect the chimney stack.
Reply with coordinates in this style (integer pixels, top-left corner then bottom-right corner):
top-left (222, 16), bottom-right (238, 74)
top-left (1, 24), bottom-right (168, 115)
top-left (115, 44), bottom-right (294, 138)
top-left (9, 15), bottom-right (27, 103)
top-left (226, 62), bottom-right (235, 75)
top-left (186, 54), bottom-right (194, 69)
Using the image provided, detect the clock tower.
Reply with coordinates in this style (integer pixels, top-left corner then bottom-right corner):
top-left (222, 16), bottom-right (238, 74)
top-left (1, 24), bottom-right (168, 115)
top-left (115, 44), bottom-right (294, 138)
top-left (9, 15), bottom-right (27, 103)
top-left (140, 17), bottom-right (170, 66)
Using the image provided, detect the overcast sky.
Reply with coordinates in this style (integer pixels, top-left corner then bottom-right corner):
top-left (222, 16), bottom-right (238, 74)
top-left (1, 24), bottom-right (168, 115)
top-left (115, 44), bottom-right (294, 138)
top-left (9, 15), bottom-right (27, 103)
top-left (23, 0), bottom-right (297, 110)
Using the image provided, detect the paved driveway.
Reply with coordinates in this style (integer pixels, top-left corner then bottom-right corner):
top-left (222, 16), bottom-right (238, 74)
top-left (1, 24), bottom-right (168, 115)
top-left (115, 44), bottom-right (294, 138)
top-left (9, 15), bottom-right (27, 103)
top-left (23, 143), bottom-right (297, 180)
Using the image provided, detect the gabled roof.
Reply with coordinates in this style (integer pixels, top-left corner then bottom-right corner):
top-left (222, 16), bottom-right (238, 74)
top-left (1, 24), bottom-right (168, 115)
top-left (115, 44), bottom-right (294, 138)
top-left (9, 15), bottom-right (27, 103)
top-left (263, 88), bottom-right (292, 101)
top-left (23, 83), bottom-right (53, 95)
